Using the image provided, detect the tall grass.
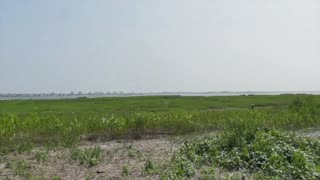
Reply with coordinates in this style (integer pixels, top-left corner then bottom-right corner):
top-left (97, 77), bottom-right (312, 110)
top-left (0, 95), bottom-right (319, 153)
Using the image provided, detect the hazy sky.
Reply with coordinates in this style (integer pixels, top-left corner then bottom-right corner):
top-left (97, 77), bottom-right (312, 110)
top-left (1, 0), bottom-right (319, 93)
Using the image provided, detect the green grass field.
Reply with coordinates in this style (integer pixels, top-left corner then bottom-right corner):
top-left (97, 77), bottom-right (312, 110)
top-left (1, 95), bottom-right (320, 179)
top-left (0, 95), bottom-right (320, 141)
top-left (1, 95), bottom-right (320, 147)
top-left (1, 94), bottom-right (316, 113)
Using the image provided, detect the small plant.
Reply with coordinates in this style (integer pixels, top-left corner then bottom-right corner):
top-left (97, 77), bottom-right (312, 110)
top-left (16, 141), bottom-right (34, 154)
top-left (70, 147), bottom-right (102, 167)
top-left (126, 144), bottom-right (135, 158)
top-left (126, 144), bottom-right (143, 159)
top-left (14, 160), bottom-right (31, 177)
top-left (51, 176), bottom-right (61, 180)
top-left (161, 155), bottom-right (195, 179)
top-left (144, 158), bottom-right (154, 172)
top-left (28, 176), bottom-right (46, 180)
top-left (200, 166), bottom-right (216, 180)
top-left (84, 172), bottom-right (95, 180)
top-left (122, 165), bottom-right (130, 177)
top-left (35, 151), bottom-right (48, 163)
top-left (143, 158), bottom-right (161, 176)
top-left (5, 161), bottom-right (11, 169)
top-left (3, 177), bottom-right (10, 180)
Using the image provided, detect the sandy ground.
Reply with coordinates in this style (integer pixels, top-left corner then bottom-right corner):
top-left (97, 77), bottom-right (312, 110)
top-left (0, 136), bottom-right (180, 180)
top-left (1, 130), bottom-right (319, 180)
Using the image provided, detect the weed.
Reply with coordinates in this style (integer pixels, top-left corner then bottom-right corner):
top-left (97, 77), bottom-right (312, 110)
top-left (122, 165), bottom-right (130, 177)
top-left (161, 154), bottom-right (195, 179)
top-left (16, 141), bottom-right (34, 154)
top-left (51, 176), bottom-right (61, 180)
top-left (1, 176), bottom-right (11, 180)
top-left (84, 172), bottom-right (95, 180)
top-left (35, 151), bottom-right (48, 163)
top-left (28, 176), bottom-right (46, 180)
top-left (200, 166), bottom-right (216, 180)
top-left (70, 147), bottom-right (102, 167)
top-left (13, 160), bottom-right (30, 177)
top-left (144, 158), bottom-right (154, 172)
top-left (126, 144), bottom-right (143, 159)
top-left (143, 158), bottom-right (161, 176)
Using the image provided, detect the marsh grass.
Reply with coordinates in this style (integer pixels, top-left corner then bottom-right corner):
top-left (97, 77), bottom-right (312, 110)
top-left (0, 95), bottom-right (319, 153)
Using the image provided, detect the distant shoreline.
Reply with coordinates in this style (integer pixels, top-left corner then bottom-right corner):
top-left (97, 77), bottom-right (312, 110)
top-left (1, 91), bottom-right (320, 100)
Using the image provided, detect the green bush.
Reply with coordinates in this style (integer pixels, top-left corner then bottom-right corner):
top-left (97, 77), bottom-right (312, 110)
top-left (162, 129), bottom-right (320, 179)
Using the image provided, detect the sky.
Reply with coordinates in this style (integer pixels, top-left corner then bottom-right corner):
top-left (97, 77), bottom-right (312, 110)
top-left (0, 0), bottom-right (319, 93)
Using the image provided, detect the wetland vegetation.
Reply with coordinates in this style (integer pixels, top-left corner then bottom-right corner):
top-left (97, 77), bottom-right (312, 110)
top-left (1, 95), bottom-right (320, 179)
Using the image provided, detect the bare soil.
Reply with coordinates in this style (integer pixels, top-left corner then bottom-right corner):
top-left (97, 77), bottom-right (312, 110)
top-left (0, 137), bottom-right (180, 180)
top-left (1, 130), bottom-right (319, 180)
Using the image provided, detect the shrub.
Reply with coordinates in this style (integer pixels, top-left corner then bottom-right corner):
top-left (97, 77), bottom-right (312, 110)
top-left (161, 129), bottom-right (320, 179)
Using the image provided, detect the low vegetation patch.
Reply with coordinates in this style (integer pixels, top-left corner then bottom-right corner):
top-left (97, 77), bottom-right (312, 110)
top-left (122, 165), bottom-right (131, 177)
top-left (162, 128), bottom-right (320, 179)
top-left (1, 95), bottom-right (320, 179)
top-left (70, 147), bottom-right (102, 167)
top-left (7, 160), bottom-right (31, 177)
top-left (35, 151), bottom-right (48, 163)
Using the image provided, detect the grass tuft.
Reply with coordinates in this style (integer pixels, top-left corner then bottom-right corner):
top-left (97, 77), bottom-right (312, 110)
top-left (70, 147), bottom-right (102, 167)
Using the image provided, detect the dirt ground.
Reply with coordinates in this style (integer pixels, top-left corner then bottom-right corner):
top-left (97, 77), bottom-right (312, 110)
top-left (0, 136), bottom-right (181, 180)
top-left (1, 130), bottom-right (319, 180)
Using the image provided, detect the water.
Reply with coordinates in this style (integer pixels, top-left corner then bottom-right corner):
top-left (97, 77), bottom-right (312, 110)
top-left (180, 91), bottom-right (320, 96)
top-left (1, 91), bottom-right (320, 100)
